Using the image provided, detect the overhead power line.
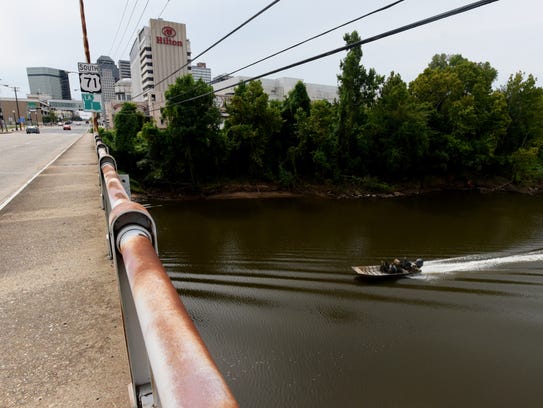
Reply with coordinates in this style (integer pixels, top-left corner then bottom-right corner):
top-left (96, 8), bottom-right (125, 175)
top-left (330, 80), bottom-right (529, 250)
top-left (164, 0), bottom-right (404, 105)
top-left (145, 0), bottom-right (282, 96)
top-left (157, 0), bottom-right (499, 111)
top-left (158, 0), bottom-right (170, 19)
top-left (212, 0), bottom-right (405, 82)
top-left (108, 0), bottom-right (131, 56)
top-left (119, 0), bottom-right (152, 59)
top-left (112, 0), bottom-right (142, 60)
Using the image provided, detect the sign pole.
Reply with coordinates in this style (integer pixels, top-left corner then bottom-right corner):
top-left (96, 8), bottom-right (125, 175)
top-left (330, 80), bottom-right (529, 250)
top-left (79, 0), bottom-right (98, 133)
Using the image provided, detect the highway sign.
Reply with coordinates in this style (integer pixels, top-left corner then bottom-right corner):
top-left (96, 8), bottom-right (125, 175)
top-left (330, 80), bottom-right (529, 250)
top-left (78, 62), bottom-right (102, 94)
top-left (81, 93), bottom-right (102, 112)
top-left (78, 62), bottom-right (99, 73)
top-left (79, 72), bottom-right (102, 93)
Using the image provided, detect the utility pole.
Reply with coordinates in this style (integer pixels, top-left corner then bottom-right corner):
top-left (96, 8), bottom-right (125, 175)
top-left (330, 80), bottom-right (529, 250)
top-left (13, 86), bottom-right (21, 130)
top-left (2, 84), bottom-right (21, 130)
top-left (79, 0), bottom-right (98, 133)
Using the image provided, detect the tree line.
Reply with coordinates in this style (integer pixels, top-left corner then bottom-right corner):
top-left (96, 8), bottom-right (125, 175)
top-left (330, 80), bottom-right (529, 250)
top-left (101, 31), bottom-right (543, 192)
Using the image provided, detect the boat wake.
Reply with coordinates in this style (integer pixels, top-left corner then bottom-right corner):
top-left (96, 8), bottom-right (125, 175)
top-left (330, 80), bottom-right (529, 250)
top-left (416, 249), bottom-right (543, 277)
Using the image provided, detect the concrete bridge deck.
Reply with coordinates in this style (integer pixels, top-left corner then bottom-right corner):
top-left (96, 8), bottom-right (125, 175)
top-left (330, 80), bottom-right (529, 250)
top-left (0, 133), bottom-right (131, 407)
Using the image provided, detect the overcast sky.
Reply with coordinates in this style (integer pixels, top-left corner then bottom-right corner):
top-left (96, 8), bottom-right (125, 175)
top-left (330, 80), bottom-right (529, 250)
top-left (0, 0), bottom-right (541, 99)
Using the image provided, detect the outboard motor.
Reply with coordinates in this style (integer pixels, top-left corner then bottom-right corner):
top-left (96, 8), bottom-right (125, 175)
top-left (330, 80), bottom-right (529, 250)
top-left (415, 258), bottom-right (424, 268)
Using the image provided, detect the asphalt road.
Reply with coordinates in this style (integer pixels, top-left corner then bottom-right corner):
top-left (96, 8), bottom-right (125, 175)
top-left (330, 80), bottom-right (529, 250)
top-left (0, 126), bottom-right (88, 209)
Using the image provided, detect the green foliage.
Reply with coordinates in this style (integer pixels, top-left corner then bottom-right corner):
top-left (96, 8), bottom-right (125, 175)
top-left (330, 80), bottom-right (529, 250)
top-left (224, 81), bottom-right (282, 179)
top-left (498, 72), bottom-right (543, 155)
top-left (104, 102), bottom-right (147, 176)
top-left (99, 128), bottom-right (115, 149)
top-left (295, 100), bottom-right (338, 181)
top-left (364, 72), bottom-right (430, 180)
top-left (278, 81), bottom-right (312, 172)
top-left (109, 42), bottom-right (543, 192)
top-left (113, 103), bottom-right (145, 155)
top-left (161, 75), bottom-right (224, 185)
top-left (510, 147), bottom-right (543, 184)
top-left (42, 111), bottom-right (58, 124)
top-left (278, 164), bottom-right (296, 189)
top-left (283, 81), bottom-right (311, 118)
top-left (359, 177), bottom-right (394, 194)
top-left (136, 122), bottom-right (169, 184)
top-left (336, 31), bottom-right (384, 174)
top-left (410, 54), bottom-right (510, 177)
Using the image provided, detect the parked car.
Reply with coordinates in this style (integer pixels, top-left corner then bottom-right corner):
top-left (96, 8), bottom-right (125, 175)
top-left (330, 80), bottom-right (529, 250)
top-left (26, 125), bottom-right (40, 134)
top-left (63, 123), bottom-right (71, 130)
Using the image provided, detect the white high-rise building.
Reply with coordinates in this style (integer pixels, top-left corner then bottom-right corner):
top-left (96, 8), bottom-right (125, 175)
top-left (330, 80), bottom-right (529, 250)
top-left (191, 62), bottom-right (211, 83)
top-left (130, 18), bottom-right (191, 125)
top-left (213, 76), bottom-right (338, 104)
top-left (118, 60), bottom-right (131, 79)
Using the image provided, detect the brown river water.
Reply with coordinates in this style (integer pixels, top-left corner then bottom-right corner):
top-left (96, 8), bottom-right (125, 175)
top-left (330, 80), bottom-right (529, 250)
top-left (146, 191), bottom-right (543, 407)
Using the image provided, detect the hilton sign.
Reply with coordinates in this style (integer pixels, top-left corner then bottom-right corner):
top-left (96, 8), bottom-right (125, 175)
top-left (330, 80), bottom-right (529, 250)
top-left (156, 26), bottom-right (183, 47)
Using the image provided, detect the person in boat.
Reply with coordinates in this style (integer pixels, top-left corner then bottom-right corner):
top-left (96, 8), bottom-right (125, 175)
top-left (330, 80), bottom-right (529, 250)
top-left (380, 258), bottom-right (423, 274)
top-left (380, 259), bottom-right (402, 273)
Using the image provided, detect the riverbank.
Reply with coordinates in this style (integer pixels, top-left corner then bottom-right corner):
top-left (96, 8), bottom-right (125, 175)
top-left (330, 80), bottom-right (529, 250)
top-left (132, 176), bottom-right (543, 202)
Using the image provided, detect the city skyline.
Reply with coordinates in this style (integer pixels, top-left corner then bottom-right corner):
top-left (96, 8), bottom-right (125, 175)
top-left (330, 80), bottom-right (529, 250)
top-left (1, 0), bottom-right (542, 98)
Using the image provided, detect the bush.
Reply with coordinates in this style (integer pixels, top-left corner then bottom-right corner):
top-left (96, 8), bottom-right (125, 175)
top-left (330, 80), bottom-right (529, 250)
top-left (510, 147), bottom-right (543, 185)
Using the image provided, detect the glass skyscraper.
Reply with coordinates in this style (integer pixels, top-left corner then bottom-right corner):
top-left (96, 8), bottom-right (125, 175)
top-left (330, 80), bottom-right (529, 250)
top-left (26, 67), bottom-right (71, 100)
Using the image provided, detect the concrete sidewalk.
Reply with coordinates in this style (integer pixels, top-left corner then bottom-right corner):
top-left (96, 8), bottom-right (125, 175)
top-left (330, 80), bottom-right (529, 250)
top-left (0, 133), bottom-right (131, 407)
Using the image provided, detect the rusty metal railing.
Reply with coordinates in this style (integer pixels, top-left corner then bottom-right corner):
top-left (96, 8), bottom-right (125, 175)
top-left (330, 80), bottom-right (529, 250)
top-left (94, 134), bottom-right (238, 408)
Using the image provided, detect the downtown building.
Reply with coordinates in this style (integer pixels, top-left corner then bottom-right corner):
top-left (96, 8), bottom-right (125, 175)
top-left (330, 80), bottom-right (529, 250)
top-left (96, 55), bottom-right (120, 127)
top-left (191, 62), bottom-right (212, 83)
top-left (212, 76), bottom-right (338, 108)
top-left (118, 59), bottom-right (131, 79)
top-left (26, 67), bottom-right (71, 100)
top-left (130, 18), bottom-right (191, 125)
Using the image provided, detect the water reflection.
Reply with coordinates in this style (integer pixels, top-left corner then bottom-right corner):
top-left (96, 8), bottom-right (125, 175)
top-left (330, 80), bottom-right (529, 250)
top-left (148, 192), bottom-right (543, 407)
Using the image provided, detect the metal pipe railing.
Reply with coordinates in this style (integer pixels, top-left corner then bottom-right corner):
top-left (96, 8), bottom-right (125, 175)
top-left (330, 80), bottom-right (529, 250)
top-left (119, 231), bottom-right (237, 408)
top-left (95, 135), bottom-right (238, 407)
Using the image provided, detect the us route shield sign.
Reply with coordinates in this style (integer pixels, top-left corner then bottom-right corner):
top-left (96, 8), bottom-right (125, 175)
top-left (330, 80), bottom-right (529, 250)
top-left (78, 62), bottom-right (102, 94)
top-left (78, 62), bottom-right (102, 112)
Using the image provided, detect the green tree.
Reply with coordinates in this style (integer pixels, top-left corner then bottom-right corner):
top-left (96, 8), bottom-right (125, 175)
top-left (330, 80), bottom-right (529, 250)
top-left (336, 31), bottom-right (384, 174)
top-left (224, 80), bottom-right (282, 179)
top-left (136, 122), bottom-right (169, 184)
top-left (364, 72), bottom-right (430, 180)
top-left (278, 81), bottom-right (312, 173)
top-left (496, 72), bottom-right (543, 183)
top-left (498, 72), bottom-right (543, 155)
top-left (162, 75), bottom-right (224, 185)
top-left (282, 81), bottom-right (311, 132)
top-left (510, 147), bottom-right (543, 184)
top-left (112, 102), bottom-right (146, 174)
top-left (42, 111), bottom-right (58, 125)
top-left (410, 54), bottom-right (509, 177)
top-left (295, 100), bottom-right (338, 180)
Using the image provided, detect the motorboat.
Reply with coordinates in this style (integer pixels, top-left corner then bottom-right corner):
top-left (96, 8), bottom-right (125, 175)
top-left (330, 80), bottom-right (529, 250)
top-left (352, 258), bottom-right (423, 280)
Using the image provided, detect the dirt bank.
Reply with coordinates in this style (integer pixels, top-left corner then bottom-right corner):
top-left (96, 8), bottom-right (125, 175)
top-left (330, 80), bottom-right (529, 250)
top-left (132, 178), bottom-right (543, 203)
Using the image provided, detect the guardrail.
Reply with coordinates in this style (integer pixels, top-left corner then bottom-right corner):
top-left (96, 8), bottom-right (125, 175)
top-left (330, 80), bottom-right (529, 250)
top-left (94, 134), bottom-right (238, 408)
